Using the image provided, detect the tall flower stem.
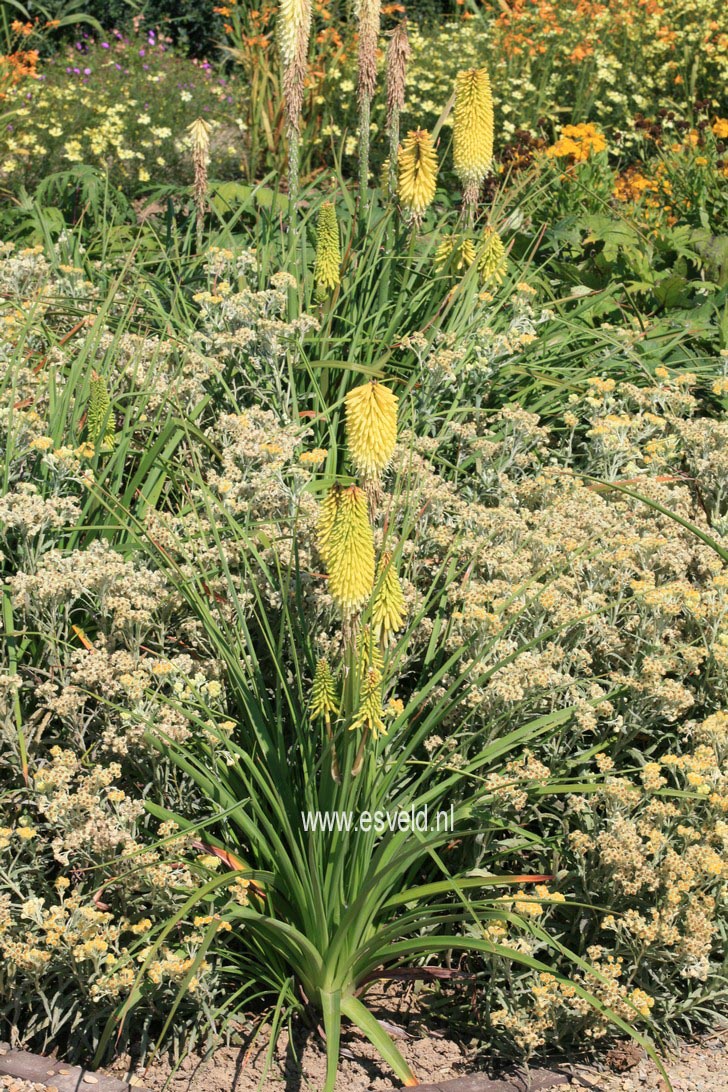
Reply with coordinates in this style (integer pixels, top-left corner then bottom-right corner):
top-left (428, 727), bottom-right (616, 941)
top-left (359, 95), bottom-right (371, 199)
top-left (351, 728), bottom-right (369, 778)
top-left (287, 125), bottom-right (300, 208)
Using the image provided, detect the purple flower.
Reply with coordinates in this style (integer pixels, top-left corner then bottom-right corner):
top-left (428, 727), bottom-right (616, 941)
top-left (84, 67), bottom-right (91, 75)
top-left (101, 42), bottom-right (109, 49)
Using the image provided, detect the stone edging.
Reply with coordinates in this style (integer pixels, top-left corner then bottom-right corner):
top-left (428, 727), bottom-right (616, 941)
top-left (0, 1047), bottom-right (578, 1092)
top-left (396, 1071), bottom-right (575, 1091)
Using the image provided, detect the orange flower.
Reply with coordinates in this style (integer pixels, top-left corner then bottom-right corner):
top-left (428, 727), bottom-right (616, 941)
top-left (569, 42), bottom-right (593, 62)
top-left (547, 122), bottom-right (606, 162)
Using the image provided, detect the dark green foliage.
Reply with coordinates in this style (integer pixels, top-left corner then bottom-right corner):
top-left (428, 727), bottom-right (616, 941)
top-left (41, 0), bottom-right (225, 56)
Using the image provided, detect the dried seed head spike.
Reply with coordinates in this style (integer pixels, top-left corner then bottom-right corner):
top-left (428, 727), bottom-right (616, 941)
top-left (355, 0), bottom-right (381, 105)
top-left (188, 117), bottom-right (211, 247)
top-left (355, 0), bottom-right (381, 195)
top-left (278, 0), bottom-right (313, 201)
top-left (385, 18), bottom-right (411, 193)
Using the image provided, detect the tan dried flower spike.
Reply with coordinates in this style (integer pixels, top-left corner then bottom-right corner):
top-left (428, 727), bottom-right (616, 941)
top-left (385, 19), bottom-right (411, 196)
top-left (188, 117), bottom-right (211, 249)
top-left (278, 0), bottom-right (313, 202)
top-left (355, 0), bottom-right (381, 196)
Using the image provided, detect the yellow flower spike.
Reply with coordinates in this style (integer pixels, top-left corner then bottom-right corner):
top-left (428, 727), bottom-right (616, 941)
top-left (86, 371), bottom-right (115, 451)
top-left (325, 485), bottom-right (375, 617)
top-left (345, 380), bottom-right (399, 479)
top-left (350, 666), bottom-right (386, 738)
top-left (372, 553), bottom-right (406, 643)
top-left (187, 116), bottom-right (211, 157)
top-left (357, 624), bottom-right (384, 676)
top-left (313, 201), bottom-right (341, 303)
top-left (278, 0), bottom-right (311, 69)
top-left (316, 484), bottom-right (340, 566)
top-left (309, 658), bottom-right (339, 722)
top-left (453, 67), bottom-right (494, 211)
top-left (434, 235), bottom-right (477, 274)
top-left (398, 129), bottom-right (438, 224)
top-left (477, 227), bottom-right (507, 285)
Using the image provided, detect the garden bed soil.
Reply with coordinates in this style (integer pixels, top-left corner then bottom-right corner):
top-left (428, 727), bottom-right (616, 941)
top-left (118, 1030), bottom-right (728, 1092)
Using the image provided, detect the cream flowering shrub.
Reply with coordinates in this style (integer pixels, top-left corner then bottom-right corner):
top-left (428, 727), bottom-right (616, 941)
top-left (191, 248), bottom-right (318, 410)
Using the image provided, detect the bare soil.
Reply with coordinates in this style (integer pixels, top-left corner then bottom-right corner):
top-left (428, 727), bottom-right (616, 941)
top-left (4, 1027), bottom-right (727, 1092)
top-left (113, 1028), bottom-right (728, 1092)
